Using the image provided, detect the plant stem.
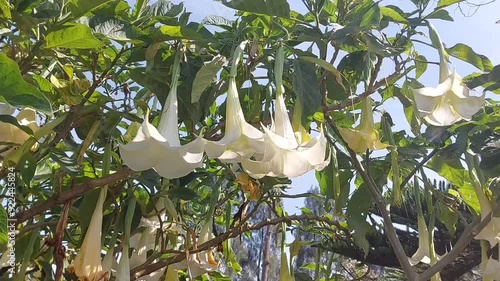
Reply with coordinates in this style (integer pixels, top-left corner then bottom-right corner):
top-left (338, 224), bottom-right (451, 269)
top-left (325, 115), bottom-right (419, 281)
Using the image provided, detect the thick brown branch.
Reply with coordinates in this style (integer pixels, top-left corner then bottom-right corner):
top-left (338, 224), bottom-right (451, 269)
top-left (15, 167), bottom-right (134, 223)
top-left (418, 204), bottom-right (500, 281)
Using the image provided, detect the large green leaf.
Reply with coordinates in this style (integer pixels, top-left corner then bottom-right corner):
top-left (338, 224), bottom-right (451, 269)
top-left (464, 65), bottom-right (500, 92)
top-left (90, 16), bottom-right (143, 41)
top-left (380, 6), bottom-right (408, 23)
top-left (446, 43), bottom-right (493, 72)
top-left (44, 23), bottom-right (104, 49)
top-left (191, 55), bottom-right (226, 103)
top-left (292, 59), bottom-right (321, 121)
top-left (437, 0), bottom-right (463, 8)
top-left (0, 53), bottom-right (51, 113)
top-left (359, 3), bottom-right (381, 28)
top-left (151, 25), bottom-right (202, 42)
top-left (68, 0), bottom-right (113, 19)
top-left (221, 0), bottom-right (290, 18)
top-left (427, 157), bottom-right (480, 213)
top-left (346, 183), bottom-right (372, 257)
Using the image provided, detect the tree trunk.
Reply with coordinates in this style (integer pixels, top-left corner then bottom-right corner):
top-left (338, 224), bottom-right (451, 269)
top-left (261, 224), bottom-right (273, 281)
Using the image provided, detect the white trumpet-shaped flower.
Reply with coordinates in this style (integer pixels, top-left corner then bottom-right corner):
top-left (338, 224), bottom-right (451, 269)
top-left (173, 221), bottom-right (218, 278)
top-left (120, 52), bottom-right (204, 179)
top-left (0, 107), bottom-right (39, 154)
top-left (116, 244), bottom-right (131, 281)
top-left (484, 256), bottom-right (500, 280)
top-left (241, 91), bottom-right (329, 178)
top-left (338, 98), bottom-right (389, 153)
top-left (473, 186), bottom-right (500, 246)
top-left (68, 188), bottom-right (108, 281)
top-left (412, 29), bottom-right (484, 127)
top-left (409, 214), bottom-right (437, 266)
top-left (204, 41), bottom-right (264, 162)
top-left (241, 45), bottom-right (329, 178)
top-left (130, 198), bottom-right (168, 269)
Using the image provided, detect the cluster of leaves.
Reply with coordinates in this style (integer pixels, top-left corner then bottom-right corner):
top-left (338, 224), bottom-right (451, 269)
top-left (0, 0), bottom-right (499, 280)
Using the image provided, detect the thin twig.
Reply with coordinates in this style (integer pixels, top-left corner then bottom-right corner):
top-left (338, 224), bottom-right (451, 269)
top-left (400, 148), bottom-right (440, 189)
top-left (131, 214), bottom-right (341, 279)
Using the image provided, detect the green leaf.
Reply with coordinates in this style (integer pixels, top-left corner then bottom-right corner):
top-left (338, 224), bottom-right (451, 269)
top-left (191, 55), bottom-right (226, 103)
top-left (49, 148), bottom-right (81, 176)
top-left (0, 53), bottom-right (52, 113)
top-left (151, 25), bottom-right (202, 42)
top-left (202, 15), bottom-right (233, 28)
top-left (298, 54), bottom-right (344, 87)
top-left (380, 6), bottom-right (408, 23)
top-left (221, 0), bottom-right (290, 17)
top-left (436, 201), bottom-right (458, 236)
top-left (464, 65), bottom-right (500, 91)
top-left (68, 0), bottom-right (113, 19)
top-left (78, 189), bottom-right (101, 231)
top-left (415, 55), bottom-right (427, 79)
top-left (437, 0), bottom-right (463, 8)
top-left (346, 183), bottom-right (372, 257)
top-left (359, 3), bottom-right (381, 28)
top-left (90, 16), bottom-right (143, 41)
top-left (20, 153), bottom-right (36, 185)
top-left (446, 43), bottom-right (493, 72)
top-left (427, 157), bottom-right (480, 213)
top-left (167, 187), bottom-right (199, 201)
top-left (292, 59), bottom-right (321, 121)
top-left (0, 206), bottom-right (7, 244)
top-left (0, 0), bottom-right (11, 19)
top-left (427, 9), bottom-right (453, 21)
top-left (44, 23), bottom-right (104, 49)
top-left (145, 0), bottom-right (184, 17)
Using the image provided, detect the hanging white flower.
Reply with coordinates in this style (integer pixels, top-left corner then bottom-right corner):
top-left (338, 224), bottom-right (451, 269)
top-left (473, 186), bottom-right (500, 247)
top-left (484, 256), bottom-right (500, 280)
top-left (204, 41), bottom-right (264, 162)
top-left (172, 220), bottom-right (218, 278)
top-left (337, 98), bottom-right (389, 153)
top-left (412, 26), bottom-right (484, 127)
top-left (0, 107), bottom-right (39, 155)
top-left (120, 50), bottom-right (204, 179)
top-left (241, 45), bottom-right (329, 178)
top-left (68, 188), bottom-right (108, 281)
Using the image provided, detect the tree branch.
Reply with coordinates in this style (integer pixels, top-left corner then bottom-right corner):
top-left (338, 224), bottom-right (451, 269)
top-left (15, 167), bottom-right (134, 223)
top-left (400, 148), bottom-right (440, 189)
top-left (418, 204), bottom-right (500, 281)
top-left (324, 115), bottom-right (419, 281)
top-left (131, 214), bottom-right (341, 279)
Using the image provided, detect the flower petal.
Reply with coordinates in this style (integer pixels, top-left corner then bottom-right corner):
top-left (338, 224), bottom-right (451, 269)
top-left (450, 94), bottom-right (484, 121)
top-left (484, 257), bottom-right (500, 280)
top-left (424, 101), bottom-right (462, 127)
top-left (204, 78), bottom-right (264, 161)
top-left (412, 89), bottom-right (442, 116)
top-left (69, 188), bottom-right (107, 281)
top-left (119, 122), bottom-right (161, 172)
top-left (474, 217), bottom-right (500, 246)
